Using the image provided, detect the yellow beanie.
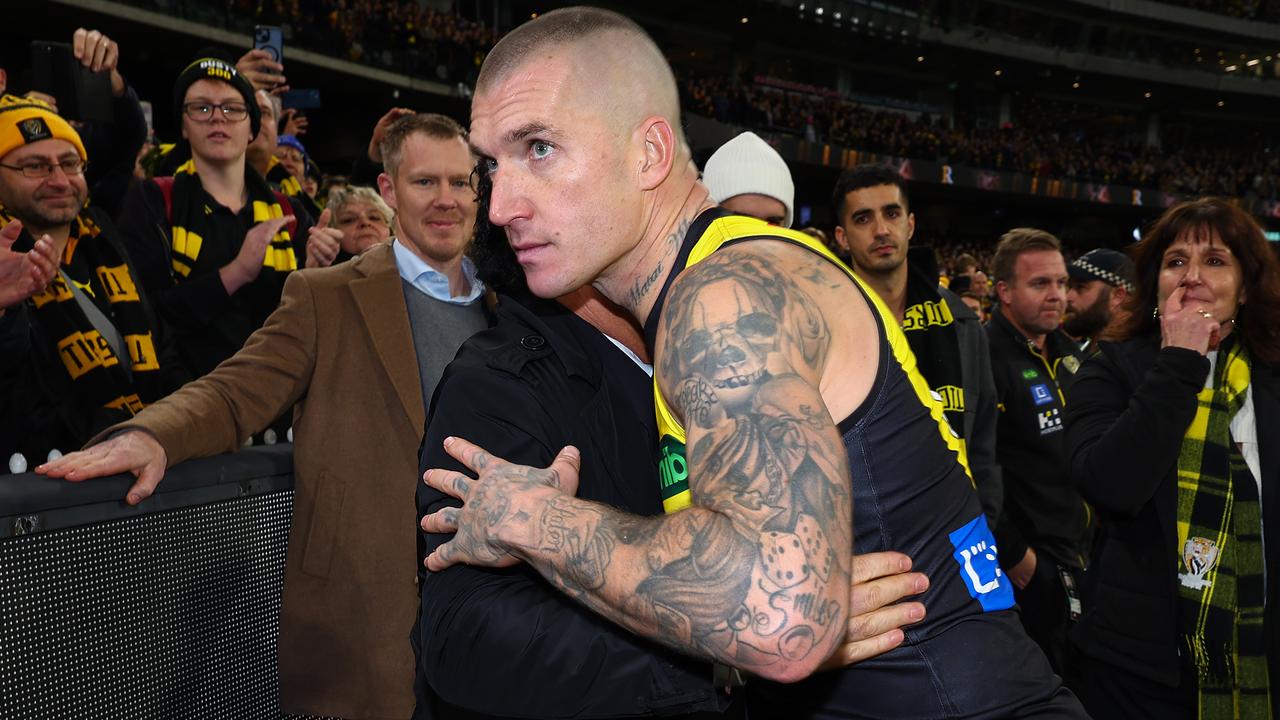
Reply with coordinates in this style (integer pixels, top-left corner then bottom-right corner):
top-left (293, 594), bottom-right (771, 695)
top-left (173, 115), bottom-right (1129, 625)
top-left (0, 94), bottom-right (88, 163)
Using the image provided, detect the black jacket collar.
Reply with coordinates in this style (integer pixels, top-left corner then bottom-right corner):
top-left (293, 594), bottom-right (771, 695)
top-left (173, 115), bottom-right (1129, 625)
top-left (482, 293), bottom-right (603, 385)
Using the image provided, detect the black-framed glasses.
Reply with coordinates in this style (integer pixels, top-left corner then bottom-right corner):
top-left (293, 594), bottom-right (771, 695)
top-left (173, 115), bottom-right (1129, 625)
top-left (0, 158), bottom-right (87, 179)
top-left (183, 102), bottom-right (250, 122)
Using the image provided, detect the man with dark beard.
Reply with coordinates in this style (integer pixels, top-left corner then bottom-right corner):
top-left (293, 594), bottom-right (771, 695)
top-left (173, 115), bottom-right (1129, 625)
top-left (1064, 248), bottom-right (1135, 356)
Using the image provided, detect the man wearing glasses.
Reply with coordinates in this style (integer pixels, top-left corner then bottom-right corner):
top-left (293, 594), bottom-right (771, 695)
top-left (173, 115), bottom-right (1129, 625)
top-left (115, 57), bottom-right (315, 382)
top-left (0, 94), bottom-right (184, 470)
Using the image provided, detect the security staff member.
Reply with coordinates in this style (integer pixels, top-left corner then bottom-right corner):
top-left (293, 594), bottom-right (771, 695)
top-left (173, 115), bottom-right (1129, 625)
top-left (986, 227), bottom-right (1091, 676)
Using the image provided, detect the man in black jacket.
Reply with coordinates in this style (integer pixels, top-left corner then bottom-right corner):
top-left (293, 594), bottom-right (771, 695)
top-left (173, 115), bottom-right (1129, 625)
top-left (831, 164), bottom-right (1003, 524)
top-left (986, 227), bottom-right (1090, 675)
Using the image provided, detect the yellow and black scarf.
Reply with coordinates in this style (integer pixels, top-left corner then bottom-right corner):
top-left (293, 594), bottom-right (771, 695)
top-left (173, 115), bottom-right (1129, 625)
top-left (265, 154), bottom-right (303, 197)
top-left (4, 206), bottom-right (165, 421)
top-left (264, 155), bottom-right (321, 219)
top-left (903, 261), bottom-right (965, 438)
top-left (167, 159), bottom-right (297, 279)
top-left (1175, 338), bottom-right (1270, 718)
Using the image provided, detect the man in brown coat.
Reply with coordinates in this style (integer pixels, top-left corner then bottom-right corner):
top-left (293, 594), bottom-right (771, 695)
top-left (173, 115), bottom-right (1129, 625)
top-left (38, 113), bottom-right (486, 720)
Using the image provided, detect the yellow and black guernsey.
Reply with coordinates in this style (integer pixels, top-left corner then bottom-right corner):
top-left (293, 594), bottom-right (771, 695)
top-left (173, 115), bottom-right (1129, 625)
top-left (642, 209), bottom-right (1083, 718)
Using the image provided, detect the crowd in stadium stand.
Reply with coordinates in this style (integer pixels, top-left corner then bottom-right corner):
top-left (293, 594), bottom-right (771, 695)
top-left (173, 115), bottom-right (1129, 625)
top-left (120, 0), bottom-right (1280, 201)
top-left (124, 0), bottom-right (497, 82)
top-left (1157, 0), bottom-right (1280, 21)
top-left (680, 73), bottom-right (1280, 200)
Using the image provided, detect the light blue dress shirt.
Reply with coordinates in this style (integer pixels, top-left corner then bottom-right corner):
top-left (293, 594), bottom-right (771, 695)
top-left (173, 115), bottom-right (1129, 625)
top-left (392, 239), bottom-right (484, 304)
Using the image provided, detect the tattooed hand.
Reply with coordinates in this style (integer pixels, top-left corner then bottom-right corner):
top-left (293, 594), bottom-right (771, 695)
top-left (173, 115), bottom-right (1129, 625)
top-left (421, 436), bottom-right (582, 572)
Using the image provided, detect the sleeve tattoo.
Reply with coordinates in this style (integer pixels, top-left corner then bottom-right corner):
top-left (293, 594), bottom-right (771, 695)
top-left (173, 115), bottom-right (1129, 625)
top-left (513, 249), bottom-right (854, 681)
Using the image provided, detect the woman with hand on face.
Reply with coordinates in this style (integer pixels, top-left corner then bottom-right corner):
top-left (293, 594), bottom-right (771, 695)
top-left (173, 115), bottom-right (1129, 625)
top-left (1065, 197), bottom-right (1280, 720)
top-left (319, 185), bottom-right (393, 265)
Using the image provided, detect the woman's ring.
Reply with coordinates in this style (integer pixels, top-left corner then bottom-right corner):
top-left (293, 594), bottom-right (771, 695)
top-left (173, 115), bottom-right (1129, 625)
top-left (1198, 310), bottom-right (1213, 319)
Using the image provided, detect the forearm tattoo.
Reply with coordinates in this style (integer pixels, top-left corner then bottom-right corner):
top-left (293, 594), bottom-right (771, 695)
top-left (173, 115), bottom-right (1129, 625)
top-left (528, 249), bottom-right (854, 677)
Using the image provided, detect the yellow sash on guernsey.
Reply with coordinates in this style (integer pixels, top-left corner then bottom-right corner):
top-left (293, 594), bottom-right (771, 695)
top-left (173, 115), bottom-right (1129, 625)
top-left (654, 215), bottom-right (973, 513)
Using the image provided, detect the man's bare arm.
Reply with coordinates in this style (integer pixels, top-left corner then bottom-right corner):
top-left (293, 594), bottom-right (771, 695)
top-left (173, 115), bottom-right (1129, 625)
top-left (424, 248), bottom-right (854, 682)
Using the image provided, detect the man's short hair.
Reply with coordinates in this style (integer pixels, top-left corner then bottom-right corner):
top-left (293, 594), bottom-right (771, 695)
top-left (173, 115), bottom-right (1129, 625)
top-left (954, 253), bottom-right (979, 274)
top-left (476, 7), bottom-right (650, 93)
top-left (831, 163), bottom-right (910, 220)
top-left (472, 7), bottom-right (683, 147)
top-left (992, 228), bottom-right (1061, 284)
top-left (380, 113), bottom-right (468, 176)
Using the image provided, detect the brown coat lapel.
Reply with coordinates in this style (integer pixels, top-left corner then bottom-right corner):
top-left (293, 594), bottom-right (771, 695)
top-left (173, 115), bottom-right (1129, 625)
top-left (347, 243), bottom-right (426, 432)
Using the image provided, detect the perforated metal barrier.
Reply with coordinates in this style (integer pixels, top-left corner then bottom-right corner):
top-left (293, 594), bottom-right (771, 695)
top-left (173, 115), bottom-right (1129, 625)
top-left (0, 445), bottom-right (335, 720)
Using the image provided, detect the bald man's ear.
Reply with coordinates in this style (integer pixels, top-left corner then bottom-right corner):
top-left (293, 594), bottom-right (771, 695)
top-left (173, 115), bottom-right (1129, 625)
top-left (0, 69), bottom-right (7, 95)
top-left (636, 117), bottom-right (677, 191)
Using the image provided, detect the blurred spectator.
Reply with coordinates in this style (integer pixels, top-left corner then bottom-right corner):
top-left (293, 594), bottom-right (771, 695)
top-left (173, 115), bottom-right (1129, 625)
top-left (799, 225), bottom-right (848, 263)
top-left (276, 133), bottom-right (307, 184)
top-left (319, 173), bottom-right (350, 201)
top-left (0, 95), bottom-right (183, 469)
top-left (1064, 248), bottom-right (1136, 353)
top-left (246, 90), bottom-right (282, 180)
top-left (702, 131), bottom-right (794, 227)
top-left (302, 157), bottom-right (321, 199)
top-left (326, 184), bottom-right (392, 261)
top-left (276, 133), bottom-right (323, 219)
top-left (960, 290), bottom-right (987, 321)
top-left (115, 57), bottom-right (314, 382)
top-left (954, 253), bottom-right (990, 293)
top-left (986, 228), bottom-right (1090, 676)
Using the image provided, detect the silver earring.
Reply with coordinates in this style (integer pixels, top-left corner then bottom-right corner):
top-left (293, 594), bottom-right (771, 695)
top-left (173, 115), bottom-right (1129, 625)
top-left (1152, 305), bottom-right (1160, 320)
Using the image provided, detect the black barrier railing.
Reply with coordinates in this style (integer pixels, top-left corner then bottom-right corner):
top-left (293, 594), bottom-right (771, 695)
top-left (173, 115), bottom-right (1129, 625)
top-left (0, 445), bottom-right (303, 719)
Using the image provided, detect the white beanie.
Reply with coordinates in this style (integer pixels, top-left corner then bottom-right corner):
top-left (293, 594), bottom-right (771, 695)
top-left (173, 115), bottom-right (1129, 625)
top-left (702, 131), bottom-right (795, 228)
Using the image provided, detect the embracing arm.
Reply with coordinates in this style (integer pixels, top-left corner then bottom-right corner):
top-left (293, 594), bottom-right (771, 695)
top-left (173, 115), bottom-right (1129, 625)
top-left (429, 250), bottom-right (853, 683)
top-left (416, 370), bottom-right (720, 717)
